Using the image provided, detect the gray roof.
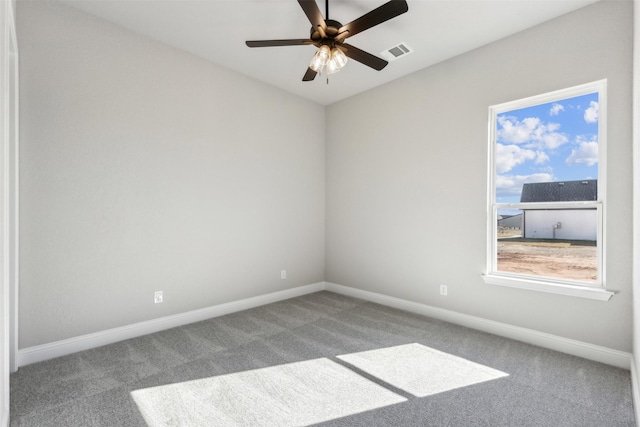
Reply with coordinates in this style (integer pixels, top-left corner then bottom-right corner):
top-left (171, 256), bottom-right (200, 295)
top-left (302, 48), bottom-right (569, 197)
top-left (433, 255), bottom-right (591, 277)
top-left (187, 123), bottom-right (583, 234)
top-left (520, 179), bottom-right (597, 202)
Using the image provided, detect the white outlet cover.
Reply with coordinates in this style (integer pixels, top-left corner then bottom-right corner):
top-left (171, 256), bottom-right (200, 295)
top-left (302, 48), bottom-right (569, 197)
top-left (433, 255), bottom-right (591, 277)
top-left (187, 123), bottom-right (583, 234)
top-left (154, 291), bottom-right (163, 303)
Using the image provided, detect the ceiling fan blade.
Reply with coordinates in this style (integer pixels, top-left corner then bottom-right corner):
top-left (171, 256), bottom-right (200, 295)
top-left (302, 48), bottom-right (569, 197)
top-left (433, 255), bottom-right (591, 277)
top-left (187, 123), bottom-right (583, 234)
top-left (338, 0), bottom-right (408, 39)
top-left (339, 44), bottom-right (388, 71)
top-left (334, 31), bottom-right (350, 43)
top-left (298, 0), bottom-right (326, 31)
top-left (302, 67), bottom-right (318, 81)
top-left (246, 39), bottom-right (314, 47)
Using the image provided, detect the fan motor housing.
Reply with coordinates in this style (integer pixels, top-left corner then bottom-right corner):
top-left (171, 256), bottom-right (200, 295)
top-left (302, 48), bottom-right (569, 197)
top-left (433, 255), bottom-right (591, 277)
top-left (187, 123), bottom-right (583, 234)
top-left (310, 19), bottom-right (343, 41)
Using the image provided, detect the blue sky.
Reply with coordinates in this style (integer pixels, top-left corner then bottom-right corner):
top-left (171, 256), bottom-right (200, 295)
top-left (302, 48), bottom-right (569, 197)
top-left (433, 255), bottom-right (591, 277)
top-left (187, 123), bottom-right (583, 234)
top-left (495, 92), bottom-right (599, 204)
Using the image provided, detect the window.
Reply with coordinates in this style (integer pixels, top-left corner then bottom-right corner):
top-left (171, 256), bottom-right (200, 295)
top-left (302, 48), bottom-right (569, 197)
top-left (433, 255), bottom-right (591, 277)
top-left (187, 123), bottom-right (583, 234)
top-left (483, 80), bottom-right (613, 301)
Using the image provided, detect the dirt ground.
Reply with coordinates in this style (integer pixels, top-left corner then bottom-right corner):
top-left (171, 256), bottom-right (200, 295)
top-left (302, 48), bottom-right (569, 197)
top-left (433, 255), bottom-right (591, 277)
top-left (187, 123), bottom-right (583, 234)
top-left (497, 240), bottom-right (597, 282)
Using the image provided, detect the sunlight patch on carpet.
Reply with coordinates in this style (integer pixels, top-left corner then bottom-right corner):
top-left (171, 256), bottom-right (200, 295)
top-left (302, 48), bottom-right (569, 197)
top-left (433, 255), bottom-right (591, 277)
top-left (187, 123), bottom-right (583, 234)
top-left (338, 343), bottom-right (509, 397)
top-left (131, 358), bottom-right (406, 426)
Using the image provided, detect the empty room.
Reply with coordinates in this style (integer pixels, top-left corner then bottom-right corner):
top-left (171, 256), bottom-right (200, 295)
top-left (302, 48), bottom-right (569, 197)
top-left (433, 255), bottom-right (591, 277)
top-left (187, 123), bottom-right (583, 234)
top-left (2, 0), bottom-right (640, 425)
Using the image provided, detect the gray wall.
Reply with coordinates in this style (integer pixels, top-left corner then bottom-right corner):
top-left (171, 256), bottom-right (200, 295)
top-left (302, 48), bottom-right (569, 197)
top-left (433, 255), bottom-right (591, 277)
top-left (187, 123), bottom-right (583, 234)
top-left (326, 0), bottom-right (633, 352)
top-left (633, 0), bottom-right (639, 402)
top-left (18, 1), bottom-right (326, 348)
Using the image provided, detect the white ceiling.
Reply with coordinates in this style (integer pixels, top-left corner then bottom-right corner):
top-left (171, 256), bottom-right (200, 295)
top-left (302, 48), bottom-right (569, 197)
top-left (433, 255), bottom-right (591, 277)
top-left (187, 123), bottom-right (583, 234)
top-left (60, 0), bottom-right (599, 105)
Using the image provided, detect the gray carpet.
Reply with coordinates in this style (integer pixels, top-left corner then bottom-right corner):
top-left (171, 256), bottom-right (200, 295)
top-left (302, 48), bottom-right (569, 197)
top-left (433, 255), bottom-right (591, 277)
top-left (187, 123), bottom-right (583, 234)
top-left (10, 291), bottom-right (636, 426)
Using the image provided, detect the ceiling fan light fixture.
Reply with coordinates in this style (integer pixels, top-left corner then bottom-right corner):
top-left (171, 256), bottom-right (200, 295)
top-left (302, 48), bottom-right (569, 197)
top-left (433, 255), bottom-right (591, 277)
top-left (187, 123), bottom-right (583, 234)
top-left (309, 45), bottom-right (331, 72)
top-left (326, 58), bottom-right (341, 74)
top-left (325, 47), bottom-right (348, 75)
top-left (330, 48), bottom-right (348, 68)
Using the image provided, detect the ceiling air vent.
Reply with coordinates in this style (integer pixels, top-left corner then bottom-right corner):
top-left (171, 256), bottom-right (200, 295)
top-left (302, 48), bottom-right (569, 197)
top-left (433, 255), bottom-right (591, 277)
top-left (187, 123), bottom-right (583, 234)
top-left (380, 43), bottom-right (413, 62)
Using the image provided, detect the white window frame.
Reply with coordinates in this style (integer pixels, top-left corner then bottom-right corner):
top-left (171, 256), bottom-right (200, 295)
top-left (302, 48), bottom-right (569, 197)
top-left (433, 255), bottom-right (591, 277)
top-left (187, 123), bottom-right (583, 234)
top-left (482, 80), bottom-right (613, 301)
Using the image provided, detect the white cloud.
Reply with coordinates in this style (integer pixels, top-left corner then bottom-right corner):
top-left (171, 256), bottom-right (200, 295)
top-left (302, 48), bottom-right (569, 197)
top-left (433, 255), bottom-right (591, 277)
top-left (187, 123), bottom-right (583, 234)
top-left (495, 143), bottom-right (536, 173)
top-left (535, 151), bottom-right (549, 164)
top-left (540, 131), bottom-right (568, 149)
top-left (497, 116), bottom-right (568, 150)
top-left (549, 103), bottom-right (564, 116)
top-left (497, 116), bottom-right (540, 144)
top-left (566, 137), bottom-right (598, 166)
top-left (584, 101), bottom-right (599, 123)
top-left (496, 173), bottom-right (555, 198)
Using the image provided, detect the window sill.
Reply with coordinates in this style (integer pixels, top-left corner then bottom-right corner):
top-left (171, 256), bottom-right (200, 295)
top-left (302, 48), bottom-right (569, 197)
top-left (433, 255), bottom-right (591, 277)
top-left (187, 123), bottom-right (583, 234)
top-left (482, 274), bottom-right (614, 301)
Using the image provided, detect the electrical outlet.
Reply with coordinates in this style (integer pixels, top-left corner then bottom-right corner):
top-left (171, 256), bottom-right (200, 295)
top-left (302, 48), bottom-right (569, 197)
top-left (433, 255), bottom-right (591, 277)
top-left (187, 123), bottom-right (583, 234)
top-left (154, 291), bottom-right (163, 304)
top-left (440, 284), bottom-right (448, 296)
top-left (281, 270), bottom-right (287, 279)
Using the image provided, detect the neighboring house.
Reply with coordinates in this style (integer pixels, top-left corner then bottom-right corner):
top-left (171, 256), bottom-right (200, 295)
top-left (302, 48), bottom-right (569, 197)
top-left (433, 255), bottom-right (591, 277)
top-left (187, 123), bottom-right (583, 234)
top-left (498, 214), bottom-right (523, 229)
top-left (520, 180), bottom-right (597, 241)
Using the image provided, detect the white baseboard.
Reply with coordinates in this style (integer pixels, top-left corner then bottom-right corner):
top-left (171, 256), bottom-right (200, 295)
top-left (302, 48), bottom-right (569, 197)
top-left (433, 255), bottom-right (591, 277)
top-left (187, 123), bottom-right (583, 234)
top-left (17, 281), bottom-right (632, 371)
top-left (18, 282), bottom-right (325, 367)
top-left (631, 357), bottom-right (640, 423)
top-left (325, 282), bottom-right (632, 369)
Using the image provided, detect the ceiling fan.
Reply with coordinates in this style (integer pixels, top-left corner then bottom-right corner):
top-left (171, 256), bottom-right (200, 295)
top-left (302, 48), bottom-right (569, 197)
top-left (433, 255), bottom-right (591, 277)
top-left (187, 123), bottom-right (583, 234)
top-left (246, 0), bottom-right (409, 81)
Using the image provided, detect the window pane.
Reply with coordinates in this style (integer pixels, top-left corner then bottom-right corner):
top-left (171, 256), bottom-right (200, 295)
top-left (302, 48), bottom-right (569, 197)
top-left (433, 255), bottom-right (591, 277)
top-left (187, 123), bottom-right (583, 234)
top-left (496, 208), bottom-right (597, 283)
top-left (495, 93), bottom-right (599, 204)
